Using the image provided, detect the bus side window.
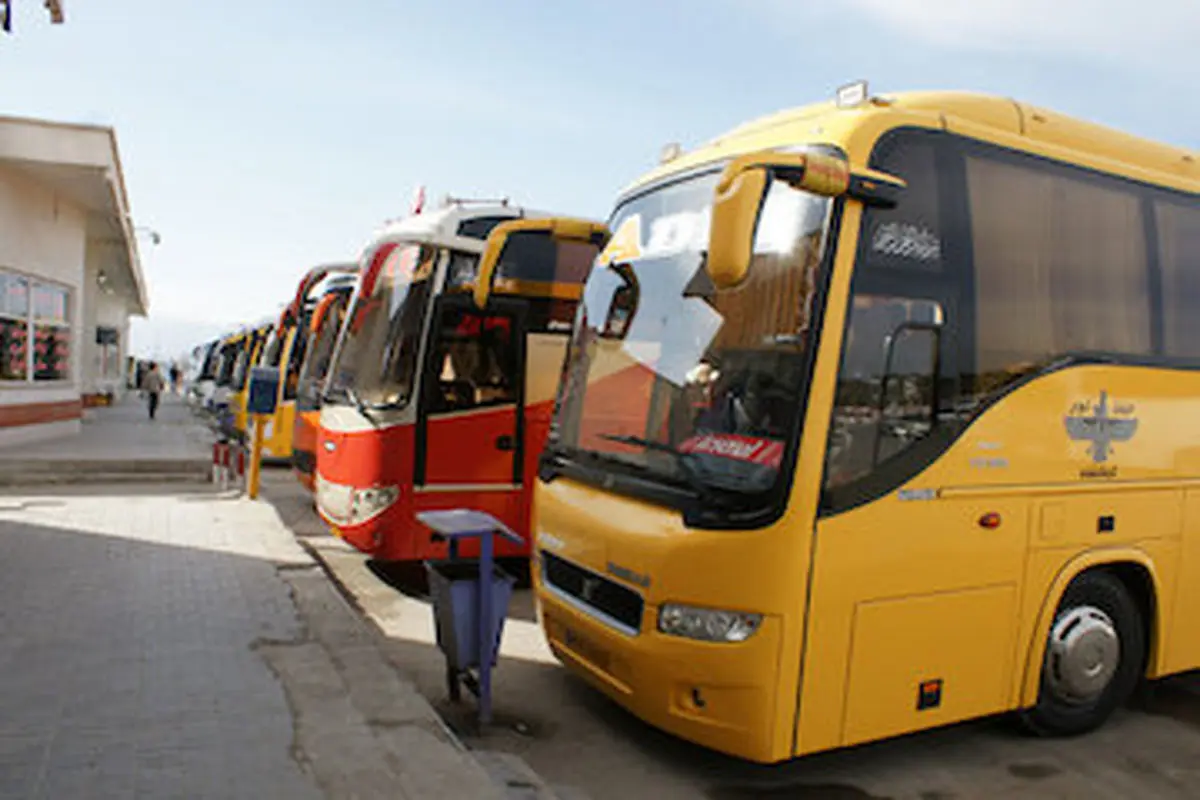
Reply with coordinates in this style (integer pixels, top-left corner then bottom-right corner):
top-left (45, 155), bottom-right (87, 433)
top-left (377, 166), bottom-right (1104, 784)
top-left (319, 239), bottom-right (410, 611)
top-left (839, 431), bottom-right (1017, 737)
top-left (825, 296), bottom-right (943, 490)
top-left (427, 309), bottom-right (519, 414)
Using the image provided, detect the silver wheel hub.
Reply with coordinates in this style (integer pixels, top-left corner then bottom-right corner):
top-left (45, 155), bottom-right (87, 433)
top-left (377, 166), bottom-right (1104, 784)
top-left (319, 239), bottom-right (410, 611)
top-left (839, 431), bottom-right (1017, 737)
top-left (1046, 605), bottom-right (1120, 704)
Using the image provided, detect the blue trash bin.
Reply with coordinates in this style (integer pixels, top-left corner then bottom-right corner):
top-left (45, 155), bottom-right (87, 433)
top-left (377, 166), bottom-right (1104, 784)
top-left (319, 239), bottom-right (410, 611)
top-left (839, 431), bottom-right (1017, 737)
top-left (425, 559), bottom-right (516, 671)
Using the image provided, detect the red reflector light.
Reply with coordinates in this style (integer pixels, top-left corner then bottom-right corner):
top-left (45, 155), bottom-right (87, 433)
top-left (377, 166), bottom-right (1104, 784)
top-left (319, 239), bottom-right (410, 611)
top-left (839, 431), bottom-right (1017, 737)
top-left (979, 512), bottom-right (1002, 529)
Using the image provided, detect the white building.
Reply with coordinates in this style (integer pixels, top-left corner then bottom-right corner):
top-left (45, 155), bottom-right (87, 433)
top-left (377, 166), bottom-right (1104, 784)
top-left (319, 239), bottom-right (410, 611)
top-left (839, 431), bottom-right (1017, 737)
top-left (0, 114), bottom-right (148, 447)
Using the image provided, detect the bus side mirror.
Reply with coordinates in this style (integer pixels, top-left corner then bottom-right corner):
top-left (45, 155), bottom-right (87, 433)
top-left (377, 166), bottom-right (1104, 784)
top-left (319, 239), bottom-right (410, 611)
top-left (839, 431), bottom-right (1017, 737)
top-left (708, 151), bottom-right (850, 289)
top-left (474, 218), bottom-right (610, 309)
top-left (706, 150), bottom-right (905, 289)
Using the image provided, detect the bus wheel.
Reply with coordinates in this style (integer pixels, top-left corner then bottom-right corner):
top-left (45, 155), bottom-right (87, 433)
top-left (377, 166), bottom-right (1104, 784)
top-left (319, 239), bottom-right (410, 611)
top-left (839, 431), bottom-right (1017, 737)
top-left (1020, 570), bottom-right (1145, 737)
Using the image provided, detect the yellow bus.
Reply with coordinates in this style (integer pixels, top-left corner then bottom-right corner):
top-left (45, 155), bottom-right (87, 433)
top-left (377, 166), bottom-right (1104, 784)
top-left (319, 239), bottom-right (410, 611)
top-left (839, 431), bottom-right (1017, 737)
top-left (255, 264), bottom-right (357, 462)
top-left (480, 86), bottom-right (1200, 763)
top-left (229, 320), bottom-right (273, 440)
top-left (255, 318), bottom-right (298, 461)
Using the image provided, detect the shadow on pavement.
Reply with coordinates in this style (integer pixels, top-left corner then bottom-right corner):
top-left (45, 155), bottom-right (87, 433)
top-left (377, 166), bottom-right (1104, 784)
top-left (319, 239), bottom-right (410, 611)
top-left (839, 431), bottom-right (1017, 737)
top-left (0, 483), bottom-right (226, 500)
top-left (0, 514), bottom-right (318, 799)
top-left (255, 466), bottom-right (1200, 800)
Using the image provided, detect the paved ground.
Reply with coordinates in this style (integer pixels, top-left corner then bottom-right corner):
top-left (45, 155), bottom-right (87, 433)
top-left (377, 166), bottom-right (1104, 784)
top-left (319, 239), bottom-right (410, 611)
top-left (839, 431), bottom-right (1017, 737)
top-left (0, 399), bottom-right (539, 799)
top-left (259, 472), bottom-right (1200, 800)
top-left (0, 486), bottom-right (518, 800)
top-left (0, 394), bottom-right (211, 484)
top-left (0, 489), bottom-right (322, 799)
top-left (12, 396), bottom-right (1200, 799)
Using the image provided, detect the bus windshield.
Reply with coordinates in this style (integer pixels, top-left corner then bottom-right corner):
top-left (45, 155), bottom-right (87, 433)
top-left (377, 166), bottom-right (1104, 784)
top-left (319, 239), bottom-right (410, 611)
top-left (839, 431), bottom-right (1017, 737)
top-left (216, 341), bottom-right (241, 387)
top-left (198, 342), bottom-right (220, 380)
top-left (232, 331), bottom-right (266, 391)
top-left (326, 244), bottom-right (443, 408)
top-left (260, 327), bottom-right (286, 368)
top-left (551, 171), bottom-right (832, 503)
top-left (297, 291), bottom-right (351, 410)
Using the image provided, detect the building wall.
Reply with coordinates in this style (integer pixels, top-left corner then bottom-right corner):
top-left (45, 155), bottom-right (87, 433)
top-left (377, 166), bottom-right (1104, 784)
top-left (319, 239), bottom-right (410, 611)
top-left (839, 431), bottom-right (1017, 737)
top-left (82, 248), bottom-right (132, 398)
top-left (0, 164), bottom-right (87, 446)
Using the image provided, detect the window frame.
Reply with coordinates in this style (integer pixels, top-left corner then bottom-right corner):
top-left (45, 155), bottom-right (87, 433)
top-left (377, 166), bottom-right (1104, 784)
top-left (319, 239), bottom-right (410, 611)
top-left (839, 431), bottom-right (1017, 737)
top-left (0, 268), bottom-right (72, 385)
top-left (413, 293), bottom-right (530, 487)
top-left (820, 125), bottom-right (1200, 516)
top-left (421, 300), bottom-right (524, 416)
top-left (821, 128), bottom-right (968, 514)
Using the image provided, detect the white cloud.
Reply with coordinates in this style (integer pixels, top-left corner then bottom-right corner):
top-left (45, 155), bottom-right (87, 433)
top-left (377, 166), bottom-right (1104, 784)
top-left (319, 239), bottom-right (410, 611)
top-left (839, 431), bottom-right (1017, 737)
top-left (839, 0), bottom-right (1200, 62)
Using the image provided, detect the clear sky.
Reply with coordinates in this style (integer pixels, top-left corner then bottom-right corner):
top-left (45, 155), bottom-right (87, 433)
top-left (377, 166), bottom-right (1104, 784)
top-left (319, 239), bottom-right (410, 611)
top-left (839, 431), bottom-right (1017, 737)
top-left (1, 0), bottom-right (1196, 358)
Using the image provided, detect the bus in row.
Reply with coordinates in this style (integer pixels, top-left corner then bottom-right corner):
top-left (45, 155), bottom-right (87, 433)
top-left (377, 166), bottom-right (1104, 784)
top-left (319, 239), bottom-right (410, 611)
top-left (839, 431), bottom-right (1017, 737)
top-left (469, 84), bottom-right (1200, 763)
top-left (313, 200), bottom-right (603, 562)
top-left (252, 263), bottom-right (359, 462)
top-left (293, 268), bottom-right (360, 490)
top-left (190, 83), bottom-right (1198, 767)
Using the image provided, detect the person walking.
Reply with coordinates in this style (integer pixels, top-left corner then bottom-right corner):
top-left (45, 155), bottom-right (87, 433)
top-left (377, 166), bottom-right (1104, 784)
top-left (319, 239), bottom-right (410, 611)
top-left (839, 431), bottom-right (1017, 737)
top-left (169, 363), bottom-right (181, 395)
top-left (141, 361), bottom-right (166, 421)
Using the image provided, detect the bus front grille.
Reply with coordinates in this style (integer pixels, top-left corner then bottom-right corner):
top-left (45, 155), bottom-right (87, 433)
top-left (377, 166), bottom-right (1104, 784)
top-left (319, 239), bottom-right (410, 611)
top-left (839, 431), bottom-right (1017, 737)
top-left (541, 552), bottom-right (644, 634)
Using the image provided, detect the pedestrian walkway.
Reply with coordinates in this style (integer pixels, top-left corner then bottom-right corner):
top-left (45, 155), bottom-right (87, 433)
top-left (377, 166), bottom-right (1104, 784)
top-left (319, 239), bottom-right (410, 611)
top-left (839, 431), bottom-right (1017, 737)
top-left (0, 393), bottom-right (211, 486)
top-left (0, 491), bottom-right (322, 799)
top-left (0, 482), bottom-right (530, 799)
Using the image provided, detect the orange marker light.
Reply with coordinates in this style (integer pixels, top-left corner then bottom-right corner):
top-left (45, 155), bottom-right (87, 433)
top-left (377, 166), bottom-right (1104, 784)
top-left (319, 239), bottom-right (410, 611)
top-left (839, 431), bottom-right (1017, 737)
top-left (979, 512), bottom-right (1002, 529)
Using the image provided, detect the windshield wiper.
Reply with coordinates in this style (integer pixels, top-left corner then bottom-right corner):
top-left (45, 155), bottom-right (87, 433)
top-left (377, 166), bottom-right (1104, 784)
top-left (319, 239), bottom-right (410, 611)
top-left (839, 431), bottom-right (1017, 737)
top-left (597, 433), bottom-right (714, 498)
top-left (345, 386), bottom-right (380, 427)
top-left (325, 384), bottom-right (379, 427)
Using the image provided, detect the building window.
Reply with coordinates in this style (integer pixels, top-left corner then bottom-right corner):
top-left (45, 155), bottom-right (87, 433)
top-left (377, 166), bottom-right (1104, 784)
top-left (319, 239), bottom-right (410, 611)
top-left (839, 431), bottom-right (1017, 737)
top-left (31, 282), bottom-right (71, 381)
top-left (0, 273), bottom-right (29, 381)
top-left (0, 270), bottom-right (71, 383)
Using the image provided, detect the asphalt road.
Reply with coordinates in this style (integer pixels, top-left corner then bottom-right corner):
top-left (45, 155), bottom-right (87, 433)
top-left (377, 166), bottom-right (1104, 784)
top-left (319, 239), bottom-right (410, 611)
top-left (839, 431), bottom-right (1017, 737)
top-left (265, 472), bottom-right (1200, 800)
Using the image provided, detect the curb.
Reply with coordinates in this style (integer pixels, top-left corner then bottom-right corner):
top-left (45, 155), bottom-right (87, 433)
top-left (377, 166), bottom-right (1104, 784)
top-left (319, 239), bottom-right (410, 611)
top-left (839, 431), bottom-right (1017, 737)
top-left (0, 460), bottom-right (212, 487)
top-left (293, 535), bottom-right (579, 799)
top-left (294, 537), bottom-right (475, 756)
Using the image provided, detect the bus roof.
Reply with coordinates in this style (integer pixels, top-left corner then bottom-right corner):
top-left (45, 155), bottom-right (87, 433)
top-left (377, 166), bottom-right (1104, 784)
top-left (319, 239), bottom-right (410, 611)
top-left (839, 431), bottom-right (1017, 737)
top-left (362, 202), bottom-right (561, 257)
top-left (624, 90), bottom-right (1199, 200)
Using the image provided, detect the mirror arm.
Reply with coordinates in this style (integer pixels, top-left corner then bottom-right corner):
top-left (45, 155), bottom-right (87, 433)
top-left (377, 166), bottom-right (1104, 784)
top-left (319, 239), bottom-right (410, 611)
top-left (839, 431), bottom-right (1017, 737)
top-left (872, 320), bottom-right (944, 467)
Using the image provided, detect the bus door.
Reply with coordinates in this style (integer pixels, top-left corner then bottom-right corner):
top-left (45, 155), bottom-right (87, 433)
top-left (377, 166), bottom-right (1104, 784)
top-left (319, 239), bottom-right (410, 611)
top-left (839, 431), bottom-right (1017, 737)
top-left (799, 149), bottom-right (1027, 751)
top-left (414, 295), bottom-right (527, 544)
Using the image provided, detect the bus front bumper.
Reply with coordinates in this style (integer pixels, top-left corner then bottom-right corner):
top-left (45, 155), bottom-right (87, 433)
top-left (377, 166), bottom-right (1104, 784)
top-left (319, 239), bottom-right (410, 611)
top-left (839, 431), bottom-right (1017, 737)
top-left (536, 580), bottom-right (783, 763)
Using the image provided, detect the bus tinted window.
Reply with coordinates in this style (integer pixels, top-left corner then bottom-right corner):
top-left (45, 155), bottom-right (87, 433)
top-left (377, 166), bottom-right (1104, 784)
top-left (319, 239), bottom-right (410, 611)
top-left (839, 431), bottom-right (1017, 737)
top-left (826, 296), bottom-right (944, 490)
top-left (1156, 198), bottom-right (1200, 359)
top-left (495, 232), bottom-right (595, 286)
top-left (825, 131), bottom-right (959, 498)
top-left (285, 327), bottom-right (307, 401)
top-left (524, 297), bottom-right (577, 334)
top-left (261, 329), bottom-right (285, 368)
top-left (966, 154), bottom-right (1150, 398)
top-left (426, 306), bottom-right (520, 413)
top-left (860, 136), bottom-right (945, 274)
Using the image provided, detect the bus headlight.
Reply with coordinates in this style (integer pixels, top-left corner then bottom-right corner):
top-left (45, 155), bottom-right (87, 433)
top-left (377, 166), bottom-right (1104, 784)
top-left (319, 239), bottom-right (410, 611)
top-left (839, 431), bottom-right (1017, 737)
top-left (352, 486), bottom-right (399, 522)
top-left (657, 604), bottom-right (762, 643)
top-left (316, 476), bottom-right (399, 526)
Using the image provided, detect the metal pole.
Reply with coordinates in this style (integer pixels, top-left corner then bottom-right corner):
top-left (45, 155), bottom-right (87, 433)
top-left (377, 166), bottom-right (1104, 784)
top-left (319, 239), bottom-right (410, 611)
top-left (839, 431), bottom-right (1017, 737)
top-left (478, 528), bottom-right (494, 727)
top-left (247, 415), bottom-right (267, 499)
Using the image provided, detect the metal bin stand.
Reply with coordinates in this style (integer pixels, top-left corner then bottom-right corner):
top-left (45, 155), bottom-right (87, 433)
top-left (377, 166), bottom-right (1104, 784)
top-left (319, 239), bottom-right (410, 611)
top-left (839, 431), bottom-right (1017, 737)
top-left (417, 510), bottom-right (523, 729)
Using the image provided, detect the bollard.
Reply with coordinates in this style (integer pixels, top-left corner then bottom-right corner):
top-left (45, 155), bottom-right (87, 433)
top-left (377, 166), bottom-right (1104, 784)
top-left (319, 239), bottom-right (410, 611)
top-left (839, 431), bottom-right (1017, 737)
top-left (247, 415), bottom-right (267, 499)
top-left (221, 442), bottom-right (231, 491)
top-left (236, 442), bottom-right (249, 493)
top-left (212, 441), bottom-right (229, 486)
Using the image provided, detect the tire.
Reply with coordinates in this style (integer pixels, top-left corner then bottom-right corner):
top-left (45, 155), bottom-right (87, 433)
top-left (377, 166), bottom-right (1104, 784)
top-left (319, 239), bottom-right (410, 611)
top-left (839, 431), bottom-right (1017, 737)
top-left (1020, 570), bottom-right (1145, 737)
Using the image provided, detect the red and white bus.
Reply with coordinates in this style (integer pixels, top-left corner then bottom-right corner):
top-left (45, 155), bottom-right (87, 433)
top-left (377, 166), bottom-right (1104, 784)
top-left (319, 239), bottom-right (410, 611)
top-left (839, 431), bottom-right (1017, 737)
top-left (314, 199), bottom-right (603, 561)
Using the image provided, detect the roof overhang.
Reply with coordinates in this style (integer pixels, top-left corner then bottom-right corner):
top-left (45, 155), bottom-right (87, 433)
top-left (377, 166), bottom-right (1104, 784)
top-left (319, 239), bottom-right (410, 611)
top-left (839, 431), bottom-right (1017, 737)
top-left (0, 114), bottom-right (148, 316)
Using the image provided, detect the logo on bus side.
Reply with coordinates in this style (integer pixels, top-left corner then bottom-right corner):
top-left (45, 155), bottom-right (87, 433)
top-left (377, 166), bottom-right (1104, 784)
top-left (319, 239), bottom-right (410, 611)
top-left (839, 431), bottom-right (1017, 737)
top-left (1064, 391), bottom-right (1138, 471)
